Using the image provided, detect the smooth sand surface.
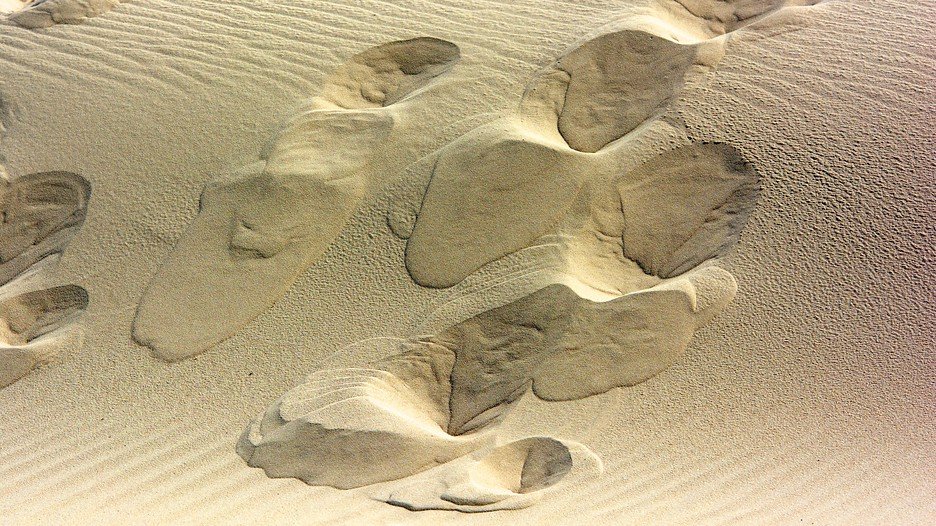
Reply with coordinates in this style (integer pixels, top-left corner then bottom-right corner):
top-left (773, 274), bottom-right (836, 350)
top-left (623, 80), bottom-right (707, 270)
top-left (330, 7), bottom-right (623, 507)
top-left (0, 0), bottom-right (933, 524)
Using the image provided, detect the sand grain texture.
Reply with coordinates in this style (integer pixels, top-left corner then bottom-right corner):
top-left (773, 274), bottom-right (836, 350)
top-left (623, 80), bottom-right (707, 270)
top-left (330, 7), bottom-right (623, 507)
top-left (0, 0), bottom-right (933, 524)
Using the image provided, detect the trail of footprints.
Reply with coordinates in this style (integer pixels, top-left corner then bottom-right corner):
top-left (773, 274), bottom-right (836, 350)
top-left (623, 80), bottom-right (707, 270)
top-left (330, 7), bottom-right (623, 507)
top-left (0, 0), bottom-right (831, 512)
top-left (0, 171), bottom-right (90, 388)
top-left (0, 12), bottom-right (99, 388)
top-left (235, 0), bottom-right (831, 513)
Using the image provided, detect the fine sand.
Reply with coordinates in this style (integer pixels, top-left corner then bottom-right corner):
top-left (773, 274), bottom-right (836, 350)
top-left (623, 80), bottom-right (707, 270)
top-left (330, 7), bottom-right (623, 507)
top-left (0, 0), bottom-right (933, 524)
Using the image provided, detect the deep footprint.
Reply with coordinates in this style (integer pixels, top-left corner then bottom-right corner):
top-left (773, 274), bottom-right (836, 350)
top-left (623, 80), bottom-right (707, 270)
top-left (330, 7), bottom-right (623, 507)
top-left (0, 284), bottom-right (88, 345)
top-left (0, 171), bottom-right (91, 286)
top-left (404, 29), bottom-right (724, 289)
top-left (237, 364), bottom-right (489, 489)
top-left (238, 264), bottom-right (733, 490)
top-left (0, 284), bottom-right (88, 388)
top-left (671, 0), bottom-right (829, 34)
top-left (552, 30), bottom-right (700, 153)
top-left (381, 437), bottom-right (601, 512)
top-left (134, 37), bottom-right (460, 361)
top-left (618, 142), bottom-right (759, 278)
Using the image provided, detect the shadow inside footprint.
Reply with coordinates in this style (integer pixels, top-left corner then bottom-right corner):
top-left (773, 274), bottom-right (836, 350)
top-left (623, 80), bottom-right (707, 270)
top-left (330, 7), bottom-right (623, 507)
top-left (0, 284), bottom-right (88, 345)
top-left (0, 171), bottom-right (91, 287)
top-left (454, 437), bottom-right (573, 500)
top-left (134, 37), bottom-right (460, 361)
top-left (381, 436), bottom-right (600, 512)
top-left (404, 28), bottom-right (723, 288)
top-left (238, 264), bottom-right (733, 491)
top-left (0, 284), bottom-right (88, 388)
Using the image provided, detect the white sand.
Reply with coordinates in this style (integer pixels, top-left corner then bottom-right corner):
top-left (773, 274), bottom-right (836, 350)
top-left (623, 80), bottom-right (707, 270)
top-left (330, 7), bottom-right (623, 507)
top-left (0, 0), bottom-right (933, 524)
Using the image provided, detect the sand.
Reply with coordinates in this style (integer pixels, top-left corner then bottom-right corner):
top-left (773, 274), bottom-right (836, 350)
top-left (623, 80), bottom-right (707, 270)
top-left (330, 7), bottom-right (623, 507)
top-left (0, 0), bottom-right (933, 524)
top-left (6, 0), bottom-right (120, 28)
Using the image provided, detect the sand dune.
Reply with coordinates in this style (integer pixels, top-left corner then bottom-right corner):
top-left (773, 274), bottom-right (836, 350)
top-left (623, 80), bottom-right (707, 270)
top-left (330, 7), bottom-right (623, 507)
top-left (0, 0), bottom-right (932, 523)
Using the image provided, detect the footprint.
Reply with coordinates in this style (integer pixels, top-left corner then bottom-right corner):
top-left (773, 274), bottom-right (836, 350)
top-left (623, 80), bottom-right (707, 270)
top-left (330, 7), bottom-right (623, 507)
top-left (0, 284), bottom-right (88, 388)
top-left (316, 37), bottom-right (462, 109)
top-left (404, 121), bottom-right (584, 289)
top-left (1, 171), bottom-right (91, 286)
top-left (134, 37), bottom-right (460, 362)
top-left (551, 30), bottom-right (701, 153)
top-left (239, 263), bottom-right (732, 488)
top-left (6, 0), bottom-right (121, 29)
top-left (400, 0), bottom-right (827, 290)
top-left (531, 265), bottom-right (738, 401)
top-left (619, 142), bottom-right (759, 279)
top-left (380, 437), bottom-right (602, 512)
top-left (433, 284), bottom-right (582, 436)
top-left (403, 29), bottom-right (724, 289)
top-left (0, 170), bottom-right (91, 388)
top-left (0, 284), bottom-right (87, 345)
top-left (237, 352), bottom-right (492, 489)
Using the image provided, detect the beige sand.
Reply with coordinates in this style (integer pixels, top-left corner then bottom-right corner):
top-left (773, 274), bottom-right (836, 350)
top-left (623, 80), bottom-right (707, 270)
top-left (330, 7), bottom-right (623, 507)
top-left (133, 37), bottom-right (461, 361)
top-left (0, 170), bottom-right (89, 386)
top-left (0, 0), bottom-right (933, 524)
top-left (7, 0), bottom-right (120, 28)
